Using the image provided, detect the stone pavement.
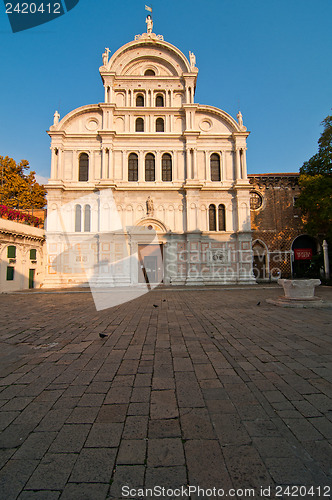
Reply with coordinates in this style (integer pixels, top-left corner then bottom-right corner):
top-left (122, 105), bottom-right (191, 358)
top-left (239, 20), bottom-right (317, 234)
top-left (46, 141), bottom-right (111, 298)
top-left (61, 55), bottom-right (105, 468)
top-left (0, 285), bottom-right (331, 500)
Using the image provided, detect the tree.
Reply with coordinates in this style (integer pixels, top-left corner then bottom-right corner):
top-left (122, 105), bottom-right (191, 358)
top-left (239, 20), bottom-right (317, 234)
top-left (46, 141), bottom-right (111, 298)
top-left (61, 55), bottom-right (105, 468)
top-left (0, 156), bottom-right (46, 209)
top-left (296, 114), bottom-right (332, 243)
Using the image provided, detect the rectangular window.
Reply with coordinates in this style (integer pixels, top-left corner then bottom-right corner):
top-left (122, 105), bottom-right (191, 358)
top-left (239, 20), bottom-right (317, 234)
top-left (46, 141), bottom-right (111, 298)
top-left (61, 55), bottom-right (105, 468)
top-left (6, 267), bottom-right (14, 281)
top-left (30, 249), bottom-right (37, 260)
top-left (7, 246), bottom-right (16, 259)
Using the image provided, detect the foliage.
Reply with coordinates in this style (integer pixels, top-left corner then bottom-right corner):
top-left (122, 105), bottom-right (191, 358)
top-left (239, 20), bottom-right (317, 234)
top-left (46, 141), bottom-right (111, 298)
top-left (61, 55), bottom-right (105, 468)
top-left (0, 156), bottom-right (46, 209)
top-left (296, 114), bottom-right (332, 243)
top-left (0, 204), bottom-right (42, 227)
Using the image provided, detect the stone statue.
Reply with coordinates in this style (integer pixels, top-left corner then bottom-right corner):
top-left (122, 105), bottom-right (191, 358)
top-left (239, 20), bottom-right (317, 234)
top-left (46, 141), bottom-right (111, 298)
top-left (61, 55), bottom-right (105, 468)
top-left (146, 15), bottom-right (153, 34)
top-left (102, 48), bottom-right (110, 66)
top-left (237, 111), bottom-right (243, 128)
top-left (53, 110), bottom-right (60, 125)
top-left (146, 196), bottom-right (154, 215)
top-left (189, 51), bottom-right (196, 70)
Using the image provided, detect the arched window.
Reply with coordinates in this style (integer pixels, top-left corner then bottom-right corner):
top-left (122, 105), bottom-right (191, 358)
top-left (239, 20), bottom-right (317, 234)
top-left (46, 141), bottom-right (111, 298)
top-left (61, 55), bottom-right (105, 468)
top-left (210, 153), bottom-right (221, 181)
top-left (209, 204), bottom-right (216, 231)
top-left (162, 153), bottom-right (172, 181)
top-left (135, 118), bottom-right (144, 132)
top-left (156, 94), bottom-right (164, 107)
top-left (144, 69), bottom-right (155, 76)
top-left (156, 118), bottom-right (164, 132)
top-left (84, 205), bottom-right (91, 232)
top-left (218, 204), bottom-right (226, 231)
top-left (79, 153), bottom-right (89, 182)
top-left (128, 153), bottom-right (138, 181)
top-left (75, 205), bottom-right (82, 232)
top-left (136, 94), bottom-right (144, 107)
top-left (145, 153), bottom-right (155, 181)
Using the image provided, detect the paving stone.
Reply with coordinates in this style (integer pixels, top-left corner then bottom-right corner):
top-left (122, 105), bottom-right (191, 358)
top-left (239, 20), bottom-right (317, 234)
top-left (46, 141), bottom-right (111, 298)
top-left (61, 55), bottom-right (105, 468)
top-left (265, 457), bottom-right (313, 484)
top-left (150, 390), bottom-right (178, 419)
top-left (148, 438), bottom-right (185, 467)
top-left (26, 453), bottom-right (77, 490)
top-left (60, 482), bottom-right (109, 500)
top-left (69, 448), bottom-right (116, 483)
top-left (211, 413), bottom-right (252, 445)
top-left (65, 406), bottom-right (99, 424)
top-left (284, 418), bottom-right (324, 442)
top-left (0, 458), bottom-right (38, 499)
top-left (49, 424), bottom-right (90, 453)
top-left (18, 491), bottom-right (60, 500)
top-left (117, 439), bottom-right (146, 465)
top-left (77, 393), bottom-right (105, 407)
top-left (185, 440), bottom-right (232, 491)
top-left (180, 408), bottom-right (215, 439)
top-left (13, 431), bottom-right (57, 459)
top-left (96, 404), bottom-right (128, 423)
top-left (108, 465), bottom-right (145, 499)
top-left (145, 466), bottom-right (187, 497)
top-left (222, 444), bottom-right (273, 489)
top-left (122, 416), bottom-right (148, 439)
top-left (148, 419), bottom-right (181, 439)
top-left (85, 422), bottom-right (123, 447)
top-left (104, 386), bottom-right (132, 405)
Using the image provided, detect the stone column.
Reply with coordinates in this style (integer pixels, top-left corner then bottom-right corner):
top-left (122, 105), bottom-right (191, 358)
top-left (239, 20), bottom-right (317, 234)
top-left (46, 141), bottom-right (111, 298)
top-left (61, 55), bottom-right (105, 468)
top-left (57, 149), bottom-right (63, 180)
top-left (193, 148), bottom-right (198, 179)
top-left (323, 240), bottom-right (330, 279)
top-left (50, 148), bottom-right (57, 179)
top-left (235, 148), bottom-right (241, 180)
top-left (101, 148), bottom-right (107, 179)
top-left (122, 150), bottom-right (127, 181)
top-left (104, 86), bottom-right (108, 103)
top-left (155, 151), bottom-right (161, 182)
top-left (241, 149), bottom-right (247, 179)
top-left (139, 150), bottom-right (144, 181)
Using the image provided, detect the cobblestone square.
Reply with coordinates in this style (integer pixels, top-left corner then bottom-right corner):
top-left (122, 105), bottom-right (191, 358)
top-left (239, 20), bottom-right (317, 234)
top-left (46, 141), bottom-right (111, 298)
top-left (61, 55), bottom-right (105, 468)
top-left (0, 285), bottom-right (331, 499)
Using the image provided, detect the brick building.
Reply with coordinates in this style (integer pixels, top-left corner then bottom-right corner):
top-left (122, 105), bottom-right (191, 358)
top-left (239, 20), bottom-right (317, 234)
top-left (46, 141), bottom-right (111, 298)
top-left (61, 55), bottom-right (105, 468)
top-left (248, 173), bottom-right (321, 280)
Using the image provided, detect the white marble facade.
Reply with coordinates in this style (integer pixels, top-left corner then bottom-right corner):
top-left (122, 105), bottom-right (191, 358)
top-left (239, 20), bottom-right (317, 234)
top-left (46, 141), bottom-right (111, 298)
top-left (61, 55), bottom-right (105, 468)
top-left (45, 26), bottom-right (255, 288)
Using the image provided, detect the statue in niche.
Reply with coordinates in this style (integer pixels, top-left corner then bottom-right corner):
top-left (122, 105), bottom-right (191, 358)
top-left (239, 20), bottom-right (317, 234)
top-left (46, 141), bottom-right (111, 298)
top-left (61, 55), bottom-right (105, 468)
top-left (53, 110), bottom-right (60, 125)
top-left (146, 196), bottom-right (154, 215)
top-left (146, 15), bottom-right (153, 33)
top-left (102, 48), bottom-right (110, 66)
top-left (189, 51), bottom-right (196, 70)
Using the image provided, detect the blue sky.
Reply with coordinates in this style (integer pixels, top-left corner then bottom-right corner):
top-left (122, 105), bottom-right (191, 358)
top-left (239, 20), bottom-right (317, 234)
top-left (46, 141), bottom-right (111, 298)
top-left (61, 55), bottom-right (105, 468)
top-left (0, 0), bottom-right (331, 182)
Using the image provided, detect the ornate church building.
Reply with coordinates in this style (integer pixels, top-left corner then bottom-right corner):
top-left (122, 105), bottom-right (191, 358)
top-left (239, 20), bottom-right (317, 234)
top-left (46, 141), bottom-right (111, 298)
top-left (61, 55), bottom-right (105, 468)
top-left (45, 20), bottom-right (255, 288)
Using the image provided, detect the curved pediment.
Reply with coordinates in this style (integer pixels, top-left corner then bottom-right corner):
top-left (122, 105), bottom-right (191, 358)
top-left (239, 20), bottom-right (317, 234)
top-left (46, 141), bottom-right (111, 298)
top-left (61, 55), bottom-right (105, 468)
top-left (105, 38), bottom-right (191, 77)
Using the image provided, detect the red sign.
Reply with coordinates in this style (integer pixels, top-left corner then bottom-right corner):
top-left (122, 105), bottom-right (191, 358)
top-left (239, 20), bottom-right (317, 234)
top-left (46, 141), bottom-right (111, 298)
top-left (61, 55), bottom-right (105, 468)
top-left (294, 248), bottom-right (312, 260)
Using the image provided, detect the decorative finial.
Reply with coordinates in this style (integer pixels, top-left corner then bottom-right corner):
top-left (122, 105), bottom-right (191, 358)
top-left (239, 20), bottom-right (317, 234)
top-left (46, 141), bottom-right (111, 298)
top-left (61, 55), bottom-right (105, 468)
top-left (102, 48), bottom-right (110, 67)
top-left (53, 110), bottom-right (60, 125)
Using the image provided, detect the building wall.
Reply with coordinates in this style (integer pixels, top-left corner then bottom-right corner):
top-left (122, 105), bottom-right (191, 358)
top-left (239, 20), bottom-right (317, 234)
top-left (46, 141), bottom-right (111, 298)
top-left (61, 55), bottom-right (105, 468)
top-left (45, 29), bottom-right (255, 287)
top-left (248, 174), bottom-right (306, 280)
top-left (0, 218), bottom-right (45, 292)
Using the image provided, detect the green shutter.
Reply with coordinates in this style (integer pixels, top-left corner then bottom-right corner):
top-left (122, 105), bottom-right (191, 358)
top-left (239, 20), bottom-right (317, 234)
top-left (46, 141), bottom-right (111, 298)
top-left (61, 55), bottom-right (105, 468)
top-left (30, 249), bottom-right (37, 260)
top-left (6, 267), bottom-right (14, 281)
top-left (7, 246), bottom-right (16, 258)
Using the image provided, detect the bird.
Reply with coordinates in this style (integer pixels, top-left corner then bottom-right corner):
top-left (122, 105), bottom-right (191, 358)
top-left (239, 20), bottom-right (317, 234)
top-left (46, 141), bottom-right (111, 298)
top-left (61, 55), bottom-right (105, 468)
top-left (153, 304), bottom-right (159, 308)
top-left (99, 333), bottom-right (108, 338)
top-left (256, 301), bottom-right (261, 306)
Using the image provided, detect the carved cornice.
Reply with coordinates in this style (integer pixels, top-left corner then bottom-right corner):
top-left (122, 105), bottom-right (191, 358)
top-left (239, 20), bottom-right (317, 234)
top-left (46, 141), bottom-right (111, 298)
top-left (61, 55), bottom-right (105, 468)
top-left (248, 174), bottom-right (299, 189)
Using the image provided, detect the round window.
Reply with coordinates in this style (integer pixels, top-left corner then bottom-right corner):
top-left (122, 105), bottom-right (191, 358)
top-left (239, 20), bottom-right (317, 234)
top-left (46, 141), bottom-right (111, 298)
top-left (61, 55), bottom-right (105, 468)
top-left (250, 191), bottom-right (263, 210)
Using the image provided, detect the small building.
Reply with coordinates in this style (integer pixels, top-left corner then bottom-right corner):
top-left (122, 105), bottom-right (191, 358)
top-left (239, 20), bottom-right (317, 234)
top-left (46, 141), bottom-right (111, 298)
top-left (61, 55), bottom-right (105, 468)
top-left (248, 173), bottom-right (321, 280)
top-left (0, 218), bottom-right (45, 292)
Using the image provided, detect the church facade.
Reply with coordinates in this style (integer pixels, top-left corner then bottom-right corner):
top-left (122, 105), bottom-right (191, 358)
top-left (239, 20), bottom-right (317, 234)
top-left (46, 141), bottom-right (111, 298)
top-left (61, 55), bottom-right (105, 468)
top-left (44, 22), bottom-right (255, 288)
